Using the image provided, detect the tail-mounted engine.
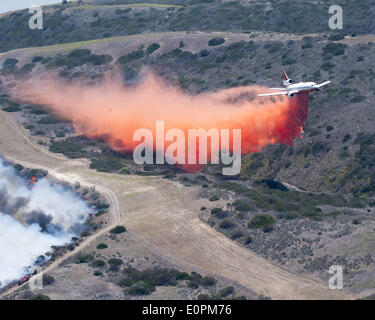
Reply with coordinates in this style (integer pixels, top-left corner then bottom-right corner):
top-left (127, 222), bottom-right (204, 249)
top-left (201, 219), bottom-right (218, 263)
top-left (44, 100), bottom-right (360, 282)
top-left (283, 79), bottom-right (293, 86)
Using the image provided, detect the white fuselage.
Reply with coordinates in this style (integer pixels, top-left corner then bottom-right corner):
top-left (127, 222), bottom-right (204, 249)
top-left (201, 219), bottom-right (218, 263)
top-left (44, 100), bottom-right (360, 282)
top-left (258, 70), bottom-right (330, 98)
top-left (286, 81), bottom-right (317, 91)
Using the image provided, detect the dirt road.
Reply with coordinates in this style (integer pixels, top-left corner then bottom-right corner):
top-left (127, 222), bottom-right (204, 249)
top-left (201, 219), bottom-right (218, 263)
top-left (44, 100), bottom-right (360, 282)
top-left (0, 110), bottom-right (351, 299)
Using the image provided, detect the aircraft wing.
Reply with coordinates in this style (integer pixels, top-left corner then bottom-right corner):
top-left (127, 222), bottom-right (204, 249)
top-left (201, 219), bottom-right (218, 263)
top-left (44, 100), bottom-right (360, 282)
top-left (258, 91), bottom-right (289, 97)
top-left (316, 80), bottom-right (331, 88)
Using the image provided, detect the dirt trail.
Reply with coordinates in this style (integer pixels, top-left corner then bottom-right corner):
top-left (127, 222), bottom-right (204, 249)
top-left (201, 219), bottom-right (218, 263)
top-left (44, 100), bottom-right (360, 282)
top-left (0, 110), bottom-right (352, 299)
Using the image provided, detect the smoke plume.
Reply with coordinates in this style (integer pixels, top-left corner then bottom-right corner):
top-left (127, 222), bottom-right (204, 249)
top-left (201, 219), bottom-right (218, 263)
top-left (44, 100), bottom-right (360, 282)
top-left (0, 159), bottom-right (91, 287)
top-left (13, 72), bottom-right (308, 169)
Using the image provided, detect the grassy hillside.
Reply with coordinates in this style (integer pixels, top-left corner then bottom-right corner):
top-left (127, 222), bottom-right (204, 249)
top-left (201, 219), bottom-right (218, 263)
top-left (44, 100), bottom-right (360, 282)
top-left (2, 32), bottom-right (374, 198)
top-left (0, 0), bottom-right (374, 53)
top-left (1, 1), bottom-right (375, 293)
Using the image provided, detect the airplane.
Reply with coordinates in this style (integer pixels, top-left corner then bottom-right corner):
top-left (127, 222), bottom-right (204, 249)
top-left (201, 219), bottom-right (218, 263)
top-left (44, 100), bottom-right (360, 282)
top-left (258, 69), bottom-right (331, 98)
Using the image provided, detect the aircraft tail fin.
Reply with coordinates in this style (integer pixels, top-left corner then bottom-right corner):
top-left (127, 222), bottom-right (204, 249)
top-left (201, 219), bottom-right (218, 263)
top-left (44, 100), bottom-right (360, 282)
top-left (282, 69), bottom-right (289, 81)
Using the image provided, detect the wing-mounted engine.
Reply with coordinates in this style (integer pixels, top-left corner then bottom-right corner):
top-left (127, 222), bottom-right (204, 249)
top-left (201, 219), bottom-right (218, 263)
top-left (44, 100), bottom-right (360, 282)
top-left (287, 90), bottom-right (299, 98)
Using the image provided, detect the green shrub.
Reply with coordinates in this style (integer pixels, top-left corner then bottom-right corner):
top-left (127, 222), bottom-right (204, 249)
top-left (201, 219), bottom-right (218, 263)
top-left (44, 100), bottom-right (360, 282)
top-left (208, 37), bottom-right (225, 46)
top-left (199, 49), bottom-right (210, 57)
top-left (2, 58), bottom-right (18, 68)
top-left (68, 48), bottom-right (91, 58)
top-left (118, 50), bottom-right (145, 64)
top-left (219, 286), bottom-right (234, 297)
top-left (248, 214), bottom-right (276, 229)
top-left (119, 167), bottom-right (130, 174)
top-left (343, 134), bottom-right (351, 142)
top-left (234, 200), bottom-right (251, 211)
top-left (211, 208), bottom-right (227, 218)
top-left (231, 229), bottom-right (243, 239)
top-left (284, 212), bottom-right (299, 220)
top-left (75, 254), bottom-right (94, 264)
top-left (312, 142), bottom-right (329, 155)
top-left (17, 63), bottom-right (35, 74)
top-left (328, 33), bottom-right (345, 41)
top-left (301, 42), bottom-right (313, 49)
top-left (200, 276), bottom-right (216, 287)
top-left (118, 278), bottom-right (134, 287)
top-left (244, 236), bottom-right (253, 244)
top-left (32, 56), bottom-right (44, 63)
top-left (211, 208), bottom-right (222, 214)
top-left (303, 209), bottom-right (323, 221)
top-left (197, 294), bottom-right (211, 300)
top-left (87, 54), bottom-right (113, 65)
top-left (186, 271), bottom-right (216, 288)
top-left (28, 106), bottom-right (48, 115)
top-left (14, 164), bottom-right (24, 171)
top-left (123, 267), bottom-right (181, 287)
top-left (209, 195), bottom-right (219, 201)
top-left (354, 133), bottom-right (374, 146)
top-left (96, 243), bottom-right (108, 249)
top-left (108, 258), bottom-right (123, 266)
top-left (188, 280), bottom-right (199, 289)
top-left (110, 225), bottom-right (126, 234)
top-left (38, 114), bottom-right (65, 124)
top-left (127, 282), bottom-right (155, 296)
top-left (263, 224), bottom-right (274, 233)
top-left (92, 260), bottom-right (106, 268)
top-left (351, 95), bottom-right (365, 103)
top-left (146, 43), bottom-right (160, 54)
top-left (323, 43), bottom-right (347, 56)
top-left (219, 219), bottom-right (235, 229)
top-left (52, 49), bottom-right (112, 68)
top-left (340, 146), bottom-right (350, 158)
top-left (30, 294), bottom-right (50, 300)
top-left (176, 272), bottom-right (190, 280)
top-left (264, 42), bottom-right (283, 53)
top-left (90, 157), bottom-right (125, 173)
top-left (321, 62), bottom-right (335, 71)
top-left (56, 131), bottom-right (66, 138)
top-left (3, 105), bottom-right (21, 112)
top-left (42, 274), bottom-right (55, 286)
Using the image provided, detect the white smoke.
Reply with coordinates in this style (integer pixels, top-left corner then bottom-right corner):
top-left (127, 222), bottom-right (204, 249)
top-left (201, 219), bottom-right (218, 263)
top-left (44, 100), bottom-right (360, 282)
top-left (27, 179), bottom-right (90, 230)
top-left (0, 158), bottom-right (91, 287)
top-left (0, 214), bottom-right (69, 287)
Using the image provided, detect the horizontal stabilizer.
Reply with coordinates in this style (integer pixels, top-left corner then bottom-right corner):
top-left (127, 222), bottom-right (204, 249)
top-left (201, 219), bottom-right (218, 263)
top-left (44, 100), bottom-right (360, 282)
top-left (316, 80), bottom-right (331, 88)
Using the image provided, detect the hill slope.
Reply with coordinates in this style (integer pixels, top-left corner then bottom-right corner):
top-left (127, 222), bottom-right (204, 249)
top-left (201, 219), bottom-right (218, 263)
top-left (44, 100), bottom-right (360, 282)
top-left (1, 1), bottom-right (375, 297)
top-left (0, 0), bottom-right (374, 53)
